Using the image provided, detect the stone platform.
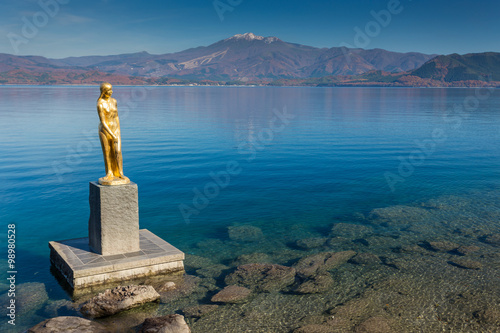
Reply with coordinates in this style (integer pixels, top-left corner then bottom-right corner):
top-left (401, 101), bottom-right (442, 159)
top-left (49, 229), bottom-right (184, 293)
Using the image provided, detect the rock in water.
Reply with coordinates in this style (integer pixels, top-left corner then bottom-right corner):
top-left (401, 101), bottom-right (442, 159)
top-left (294, 324), bottom-right (335, 333)
top-left (228, 225), bottom-right (264, 242)
top-left (355, 316), bottom-right (394, 333)
top-left (349, 253), bottom-right (381, 265)
top-left (295, 273), bottom-right (334, 294)
top-left (211, 285), bottom-right (251, 303)
top-left (158, 282), bottom-right (176, 292)
top-left (296, 237), bottom-right (327, 249)
top-left (426, 241), bottom-right (459, 252)
top-left (28, 316), bottom-right (110, 333)
top-left (330, 223), bottom-right (373, 238)
top-left (368, 205), bottom-right (430, 228)
top-left (159, 275), bottom-right (201, 303)
top-left (449, 258), bottom-right (482, 270)
top-left (4, 282), bottom-right (49, 315)
top-left (225, 263), bottom-right (296, 292)
top-left (294, 251), bottom-right (356, 278)
top-left (484, 233), bottom-right (500, 246)
top-left (139, 314), bottom-right (191, 333)
top-left (80, 285), bottom-right (160, 318)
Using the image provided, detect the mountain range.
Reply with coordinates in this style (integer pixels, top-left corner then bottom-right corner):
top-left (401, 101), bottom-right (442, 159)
top-left (0, 33), bottom-right (499, 87)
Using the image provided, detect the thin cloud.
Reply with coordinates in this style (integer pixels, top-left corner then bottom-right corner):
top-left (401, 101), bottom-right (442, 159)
top-left (56, 13), bottom-right (94, 25)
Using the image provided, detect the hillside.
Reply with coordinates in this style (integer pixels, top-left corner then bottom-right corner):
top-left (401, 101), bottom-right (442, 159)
top-left (410, 52), bottom-right (500, 82)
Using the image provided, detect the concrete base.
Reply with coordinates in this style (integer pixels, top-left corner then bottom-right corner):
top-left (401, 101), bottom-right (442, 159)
top-left (49, 229), bottom-right (184, 294)
top-left (88, 181), bottom-right (140, 256)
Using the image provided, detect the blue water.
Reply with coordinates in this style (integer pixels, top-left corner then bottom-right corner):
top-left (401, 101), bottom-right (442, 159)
top-left (1, 86), bottom-right (500, 330)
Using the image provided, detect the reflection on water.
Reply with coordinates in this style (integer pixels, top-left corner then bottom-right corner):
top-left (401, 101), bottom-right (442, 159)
top-left (0, 86), bottom-right (499, 332)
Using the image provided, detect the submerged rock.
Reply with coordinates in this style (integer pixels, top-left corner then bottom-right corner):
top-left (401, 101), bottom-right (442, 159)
top-left (158, 282), bottom-right (176, 292)
top-left (184, 254), bottom-right (214, 271)
top-left (228, 225), bottom-right (264, 242)
top-left (294, 251), bottom-right (356, 278)
top-left (211, 285), bottom-right (251, 303)
top-left (232, 252), bottom-right (271, 266)
top-left (182, 304), bottom-right (219, 318)
top-left (483, 233), bottom-right (500, 246)
top-left (296, 237), bottom-right (328, 250)
top-left (295, 272), bottom-right (334, 294)
top-left (139, 314), bottom-right (191, 333)
top-left (368, 205), bottom-right (430, 228)
top-left (426, 241), bottom-right (459, 252)
top-left (8, 282), bottom-right (49, 315)
top-left (449, 258), bottom-right (482, 270)
top-left (43, 299), bottom-right (75, 317)
top-left (455, 245), bottom-right (480, 256)
top-left (28, 316), bottom-right (110, 333)
top-left (195, 264), bottom-right (229, 279)
top-left (225, 263), bottom-right (296, 292)
top-left (473, 308), bottom-right (500, 325)
top-left (160, 275), bottom-right (201, 302)
top-left (294, 324), bottom-right (335, 333)
top-left (330, 223), bottom-right (373, 239)
top-left (349, 253), bottom-right (381, 265)
top-left (80, 285), bottom-right (160, 318)
top-left (393, 244), bottom-right (426, 254)
top-left (355, 316), bottom-right (394, 333)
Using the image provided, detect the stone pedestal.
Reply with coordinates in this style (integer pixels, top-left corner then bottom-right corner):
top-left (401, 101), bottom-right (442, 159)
top-left (88, 182), bottom-right (140, 255)
top-left (49, 181), bottom-right (185, 295)
top-left (49, 229), bottom-right (184, 295)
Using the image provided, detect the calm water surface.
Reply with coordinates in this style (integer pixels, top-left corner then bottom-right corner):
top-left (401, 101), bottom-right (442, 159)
top-left (1, 86), bottom-right (499, 331)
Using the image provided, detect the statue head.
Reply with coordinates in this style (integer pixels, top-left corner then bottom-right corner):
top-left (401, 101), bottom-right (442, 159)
top-left (99, 82), bottom-right (113, 99)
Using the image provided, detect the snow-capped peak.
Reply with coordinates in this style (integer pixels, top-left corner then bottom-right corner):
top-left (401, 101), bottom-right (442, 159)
top-left (225, 33), bottom-right (280, 43)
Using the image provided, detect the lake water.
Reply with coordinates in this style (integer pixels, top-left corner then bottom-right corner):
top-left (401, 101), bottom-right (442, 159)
top-left (1, 86), bottom-right (500, 332)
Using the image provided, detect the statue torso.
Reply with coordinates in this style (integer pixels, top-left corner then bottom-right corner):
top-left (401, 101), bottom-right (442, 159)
top-left (98, 98), bottom-right (119, 132)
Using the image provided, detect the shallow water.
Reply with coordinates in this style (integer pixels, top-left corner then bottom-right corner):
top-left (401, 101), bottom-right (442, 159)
top-left (0, 86), bottom-right (499, 332)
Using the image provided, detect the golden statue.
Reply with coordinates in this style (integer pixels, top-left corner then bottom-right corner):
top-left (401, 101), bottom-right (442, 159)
top-left (97, 82), bottom-right (130, 185)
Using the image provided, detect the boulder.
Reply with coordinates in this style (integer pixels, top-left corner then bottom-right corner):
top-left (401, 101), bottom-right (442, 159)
top-left (349, 253), bottom-right (381, 265)
top-left (484, 233), bottom-right (500, 246)
top-left (225, 263), bottom-right (296, 292)
top-left (211, 285), bottom-right (251, 303)
top-left (28, 316), bottom-right (109, 333)
top-left (296, 237), bottom-right (327, 250)
top-left (426, 241), bottom-right (459, 252)
top-left (448, 259), bottom-right (482, 270)
top-left (228, 225), bottom-right (264, 242)
top-left (294, 251), bottom-right (356, 278)
top-left (80, 285), bottom-right (160, 318)
top-left (455, 245), bottom-right (480, 256)
top-left (139, 314), bottom-right (191, 333)
top-left (295, 273), bottom-right (334, 294)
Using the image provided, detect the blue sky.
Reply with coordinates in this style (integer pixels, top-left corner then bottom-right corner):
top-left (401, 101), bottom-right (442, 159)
top-left (1, 0), bottom-right (499, 58)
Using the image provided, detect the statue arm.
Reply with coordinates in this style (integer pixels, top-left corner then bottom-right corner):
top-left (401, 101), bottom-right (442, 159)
top-left (97, 102), bottom-right (118, 141)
